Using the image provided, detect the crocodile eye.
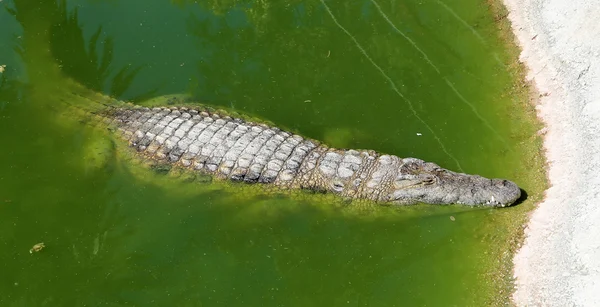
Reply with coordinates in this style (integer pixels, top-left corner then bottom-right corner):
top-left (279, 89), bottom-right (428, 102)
top-left (332, 181), bottom-right (344, 192)
top-left (423, 177), bottom-right (435, 185)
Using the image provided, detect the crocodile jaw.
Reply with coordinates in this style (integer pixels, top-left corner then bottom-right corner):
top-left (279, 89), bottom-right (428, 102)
top-left (387, 160), bottom-right (522, 207)
top-left (450, 176), bottom-right (521, 207)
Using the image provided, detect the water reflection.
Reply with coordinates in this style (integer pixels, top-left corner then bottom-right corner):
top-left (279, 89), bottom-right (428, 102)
top-left (177, 0), bottom-right (512, 171)
top-left (7, 0), bottom-right (156, 102)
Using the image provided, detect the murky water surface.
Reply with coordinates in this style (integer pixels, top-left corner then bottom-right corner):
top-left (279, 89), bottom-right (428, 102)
top-left (1, 0), bottom-right (536, 305)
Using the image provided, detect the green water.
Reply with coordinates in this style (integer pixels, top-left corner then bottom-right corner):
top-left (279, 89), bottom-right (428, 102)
top-left (0, 0), bottom-right (541, 305)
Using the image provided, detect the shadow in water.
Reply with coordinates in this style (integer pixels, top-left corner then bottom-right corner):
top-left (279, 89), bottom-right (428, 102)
top-left (511, 188), bottom-right (528, 207)
top-left (7, 0), bottom-right (158, 103)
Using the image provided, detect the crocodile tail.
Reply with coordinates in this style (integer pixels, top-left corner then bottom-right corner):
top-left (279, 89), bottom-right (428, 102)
top-left (56, 77), bottom-right (131, 115)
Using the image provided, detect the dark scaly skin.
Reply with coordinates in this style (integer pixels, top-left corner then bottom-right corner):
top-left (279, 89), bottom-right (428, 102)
top-left (103, 104), bottom-right (521, 207)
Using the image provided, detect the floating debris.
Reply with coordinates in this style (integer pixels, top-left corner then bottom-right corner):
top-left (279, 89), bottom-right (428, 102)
top-left (0, 65), bottom-right (6, 73)
top-left (30, 243), bottom-right (45, 254)
top-left (416, 133), bottom-right (422, 136)
top-left (450, 216), bottom-right (456, 221)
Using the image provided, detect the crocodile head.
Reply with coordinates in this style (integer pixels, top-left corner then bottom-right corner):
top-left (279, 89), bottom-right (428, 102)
top-left (386, 158), bottom-right (521, 207)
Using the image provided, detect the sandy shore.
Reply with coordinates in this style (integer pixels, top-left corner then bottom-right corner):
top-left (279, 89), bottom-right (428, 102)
top-left (503, 0), bottom-right (600, 306)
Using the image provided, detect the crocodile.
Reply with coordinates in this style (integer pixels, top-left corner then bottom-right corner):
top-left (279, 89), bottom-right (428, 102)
top-left (89, 94), bottom-right (521, 208)
top-left (5, 0), bottom-right (521, 208)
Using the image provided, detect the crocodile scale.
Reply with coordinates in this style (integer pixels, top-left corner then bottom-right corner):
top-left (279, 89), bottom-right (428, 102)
top-left (108, 106), bottom-right (403, 202)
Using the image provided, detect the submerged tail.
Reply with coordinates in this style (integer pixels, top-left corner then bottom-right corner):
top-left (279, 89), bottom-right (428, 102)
top-left (56, 77), bottom-right (131, 115)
